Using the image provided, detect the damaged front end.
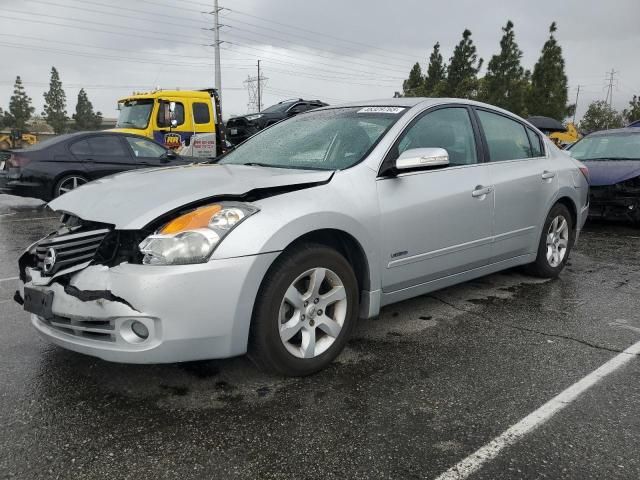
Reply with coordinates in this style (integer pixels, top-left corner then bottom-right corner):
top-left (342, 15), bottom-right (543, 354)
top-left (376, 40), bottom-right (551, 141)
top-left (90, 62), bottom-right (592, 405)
top-left (589, 176), bottom-right (640, 223)
top-left (17, 214), bottom-right (156, 348)
top-left (17, 205), bottom-right (281, 364)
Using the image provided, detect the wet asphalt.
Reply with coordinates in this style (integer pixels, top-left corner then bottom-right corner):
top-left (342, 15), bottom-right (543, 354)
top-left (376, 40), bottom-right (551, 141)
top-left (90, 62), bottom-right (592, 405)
top-left (0, 194), bottom-right (639, 480)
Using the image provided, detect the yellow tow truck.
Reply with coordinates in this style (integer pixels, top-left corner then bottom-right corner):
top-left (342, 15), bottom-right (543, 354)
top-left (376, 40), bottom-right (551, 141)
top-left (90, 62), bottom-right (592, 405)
top-left (0, 130), bottom-right (37, 150)
top-left (112, 88), bottom-right (227, 158)
top-left (549, 122), bottom-right (581, 147)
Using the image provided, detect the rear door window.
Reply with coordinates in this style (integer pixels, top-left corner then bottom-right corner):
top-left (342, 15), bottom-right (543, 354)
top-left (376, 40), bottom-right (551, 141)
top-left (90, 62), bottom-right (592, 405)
top-left (87, 136), bottom-right (128, 157)
top-left (477, 110), bottom-right (533, 161)
top-left (193, 102), bottom-right (211, 124)
top-left (69, 139), bottom-right (91, 156)
top-left (526, 127), bottom-right (544, 157)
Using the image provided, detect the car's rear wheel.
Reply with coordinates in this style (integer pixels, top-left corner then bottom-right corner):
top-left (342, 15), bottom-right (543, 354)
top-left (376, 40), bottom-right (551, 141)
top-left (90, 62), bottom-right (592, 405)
top-left (54, 174), bottom-right (88, 198)
top-left (526, 203), bottom-right (574, 278)
top-left (249, 244), bottom-right (359, 376)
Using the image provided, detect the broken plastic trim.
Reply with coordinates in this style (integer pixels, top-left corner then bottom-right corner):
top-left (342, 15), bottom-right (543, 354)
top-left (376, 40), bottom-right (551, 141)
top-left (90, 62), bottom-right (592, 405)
top-left (63, 284), bottom-right (139, 312)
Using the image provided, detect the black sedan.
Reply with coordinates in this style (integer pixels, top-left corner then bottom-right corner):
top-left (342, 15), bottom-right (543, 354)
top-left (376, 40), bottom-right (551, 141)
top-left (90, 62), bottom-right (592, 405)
top-left (0, 132), bottom-right (192, 201)
top-left (225, 99), bottom-right (328, 145)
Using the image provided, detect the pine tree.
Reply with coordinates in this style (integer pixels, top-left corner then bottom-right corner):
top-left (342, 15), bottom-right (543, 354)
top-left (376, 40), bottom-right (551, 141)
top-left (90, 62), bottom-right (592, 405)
top-left (7, 76), bottom-right (35, 130)
top-left (424, 42), bottom-right (447, 96)
top-left (623, 95), bottom-right (640, 124)
top-left (527, 22), bottom-right (570, 120)
top-left (403, 62), bottom-right (424, 97)
top-left (480, 21), bottom-right (529, 116)
top-left (444, 29), bottom-right (483, 99)
top-left (579, 100), bottom-right (624, 133)
top-left (73, 88), bottom-right (102, 130)
top-left (43, 67), bottom-right (67, 134)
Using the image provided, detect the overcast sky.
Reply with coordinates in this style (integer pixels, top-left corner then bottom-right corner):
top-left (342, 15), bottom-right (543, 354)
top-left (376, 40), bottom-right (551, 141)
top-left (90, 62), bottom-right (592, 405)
top-left (0, 0), bottom-right (638, 121)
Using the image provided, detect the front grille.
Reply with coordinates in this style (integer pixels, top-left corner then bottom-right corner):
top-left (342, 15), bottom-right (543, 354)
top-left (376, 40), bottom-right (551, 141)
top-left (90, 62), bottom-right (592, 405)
top-left (35, 228), bottom-right (110, 275)
top-left (40, 315), bottom-right (115, 342)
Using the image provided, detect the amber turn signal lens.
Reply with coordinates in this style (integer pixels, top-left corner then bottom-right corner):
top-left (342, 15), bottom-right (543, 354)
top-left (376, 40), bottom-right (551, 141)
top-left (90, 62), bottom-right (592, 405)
top-left (160, 204), bottom-right (222, 234)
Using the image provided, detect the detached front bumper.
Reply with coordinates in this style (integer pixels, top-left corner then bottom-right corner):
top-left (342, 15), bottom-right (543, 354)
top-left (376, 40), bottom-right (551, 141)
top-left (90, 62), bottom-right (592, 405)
top-left (21, 252), bottom-right (279, 363)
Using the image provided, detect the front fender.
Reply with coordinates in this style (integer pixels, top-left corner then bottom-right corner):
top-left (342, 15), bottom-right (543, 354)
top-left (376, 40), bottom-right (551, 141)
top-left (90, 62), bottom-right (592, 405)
top-left (211, 168), bottom-right (382, 291)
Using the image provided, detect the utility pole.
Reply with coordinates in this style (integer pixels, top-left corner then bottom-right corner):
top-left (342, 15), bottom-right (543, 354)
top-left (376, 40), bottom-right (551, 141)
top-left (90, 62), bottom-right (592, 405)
top-left (213, 0), bottom-right (222, 100)
top-left (257, 60), bottom-right (261, 112)
top-left (572, 85), bottom-right (581, 124)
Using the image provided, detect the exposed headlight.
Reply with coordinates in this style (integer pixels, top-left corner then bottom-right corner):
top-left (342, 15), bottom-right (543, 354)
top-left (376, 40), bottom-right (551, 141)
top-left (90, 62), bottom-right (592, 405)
top-left (245, 114), bottom-right (264, 121)
top-left (139, 202), bottom-right (258, 265)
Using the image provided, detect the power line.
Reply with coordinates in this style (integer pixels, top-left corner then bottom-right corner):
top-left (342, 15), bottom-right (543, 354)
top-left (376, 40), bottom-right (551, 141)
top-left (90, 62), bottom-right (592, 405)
top-left (222, 23), bottom-right (411, 76)
top-left (219, 6), bottom-right (420, 62)
top-left (2, 7), bottom-right (208, 42)
top-left (0, 40), bottom-right (221, 68)
top-left (25, 0), bottom-right (209, 30)
top-left (0, 13), bottom-right (207, 47)
top-left (0, 33), bottom-right (253, 64)
top-left (226, 40), bottom-right (404, 81)
top-left (221, 16), bottom-right (413, 70)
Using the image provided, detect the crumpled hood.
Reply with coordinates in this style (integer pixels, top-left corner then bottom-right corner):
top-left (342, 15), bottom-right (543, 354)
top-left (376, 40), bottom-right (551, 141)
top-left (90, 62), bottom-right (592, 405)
top-left (48, 163), bottom-right (333, 229)
top-left (582, 160), bottom-right (640, 186)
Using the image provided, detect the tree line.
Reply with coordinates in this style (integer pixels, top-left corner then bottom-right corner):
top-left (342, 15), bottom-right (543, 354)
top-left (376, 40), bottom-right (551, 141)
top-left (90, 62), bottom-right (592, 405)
top-left (0, 67), bottom-right (103, 134)
top-left (402, 21), bottom-right (640, 132)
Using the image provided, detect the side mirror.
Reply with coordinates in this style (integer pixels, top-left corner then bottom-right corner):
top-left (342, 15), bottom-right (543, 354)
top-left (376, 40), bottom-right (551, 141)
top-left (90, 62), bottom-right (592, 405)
top-left (395, 147), bottom-right (449, 171)
top-left (170, 119), bottom-right (178, 128)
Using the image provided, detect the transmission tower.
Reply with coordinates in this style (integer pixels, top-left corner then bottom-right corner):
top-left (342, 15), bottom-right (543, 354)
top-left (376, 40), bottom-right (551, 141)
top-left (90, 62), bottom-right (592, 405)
top-left (604, 69), bottom-right (618, 110)
top-left (244, 61), bottom-right (268, 113)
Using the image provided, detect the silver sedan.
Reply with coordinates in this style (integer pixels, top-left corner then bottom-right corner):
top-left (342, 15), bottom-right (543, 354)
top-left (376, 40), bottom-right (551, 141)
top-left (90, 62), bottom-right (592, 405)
top-left (17, 98), bottom-right (589, 376)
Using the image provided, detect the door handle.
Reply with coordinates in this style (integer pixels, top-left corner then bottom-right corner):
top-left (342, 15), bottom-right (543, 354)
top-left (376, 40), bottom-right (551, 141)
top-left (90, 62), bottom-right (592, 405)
top-left (541, 170), bottom-right (556, 180)
top-left (472, 185), bottom-right (493, 198)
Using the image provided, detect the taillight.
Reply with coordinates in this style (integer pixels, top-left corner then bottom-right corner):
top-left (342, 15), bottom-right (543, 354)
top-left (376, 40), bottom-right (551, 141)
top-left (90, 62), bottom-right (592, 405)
top-left (7, 154), bottom-right (30, 168)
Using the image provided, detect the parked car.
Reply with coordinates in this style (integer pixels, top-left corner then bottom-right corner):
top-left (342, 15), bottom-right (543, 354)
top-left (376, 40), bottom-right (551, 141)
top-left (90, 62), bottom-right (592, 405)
top-left (17, 99), bottom-right (589, 376)
top-left (225, 99), bottom-right (328, 145)
top-left (0, 132), bottom-right (193, 201)
top-left (568, 128), bottom-right (640, 223)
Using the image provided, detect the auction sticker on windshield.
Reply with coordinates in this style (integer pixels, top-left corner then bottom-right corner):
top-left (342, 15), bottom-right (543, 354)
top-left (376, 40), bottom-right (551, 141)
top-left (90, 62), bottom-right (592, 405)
top-left (357, 107), bottom-right (406, 114)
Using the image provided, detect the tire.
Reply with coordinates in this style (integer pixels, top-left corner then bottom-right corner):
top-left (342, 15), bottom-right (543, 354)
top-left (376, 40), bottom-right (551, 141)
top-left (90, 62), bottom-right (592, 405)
top-left (53, 174), bottom-right (89, 198)
top-left (248, 243), bottom-right (359, 376)
top-left (526, 203), bottom-right (574, 278)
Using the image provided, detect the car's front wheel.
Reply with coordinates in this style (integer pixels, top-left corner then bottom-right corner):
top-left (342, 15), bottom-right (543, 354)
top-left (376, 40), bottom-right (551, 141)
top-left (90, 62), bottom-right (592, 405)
top-left (527, 203), bottom-right (574, 278)
top-left (249, 244), bottom-right (359, 376)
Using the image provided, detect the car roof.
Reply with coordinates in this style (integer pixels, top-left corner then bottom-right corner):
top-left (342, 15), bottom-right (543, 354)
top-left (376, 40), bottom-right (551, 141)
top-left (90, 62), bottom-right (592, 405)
top-left (588, 127), bottom-right (640, 136)
top-left (318, 98), bottom-right (537, 124)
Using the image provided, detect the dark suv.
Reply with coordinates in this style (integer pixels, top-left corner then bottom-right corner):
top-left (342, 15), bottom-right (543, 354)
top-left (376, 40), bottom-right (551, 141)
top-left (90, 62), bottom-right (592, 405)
top-left (225, 99), bottom-right (328, 145)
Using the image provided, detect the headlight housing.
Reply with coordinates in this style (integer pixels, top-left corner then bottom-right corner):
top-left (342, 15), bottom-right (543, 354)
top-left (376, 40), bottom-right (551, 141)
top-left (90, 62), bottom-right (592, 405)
top-left (245, 114), bottom-right (264, 122)
top-left (139, 202), bottom-right (258, 265)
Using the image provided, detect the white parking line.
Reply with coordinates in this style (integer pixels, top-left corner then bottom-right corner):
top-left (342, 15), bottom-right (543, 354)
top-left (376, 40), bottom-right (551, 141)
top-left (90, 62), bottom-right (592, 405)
top-left (435, 340), bottom-right (640, 480)
top-left (0, 277), bottom-right (18, 283)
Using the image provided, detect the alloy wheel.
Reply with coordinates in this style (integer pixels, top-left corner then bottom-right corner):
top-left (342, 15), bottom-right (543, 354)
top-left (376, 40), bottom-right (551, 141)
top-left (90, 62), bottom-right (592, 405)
top-left (57, 176), bottom-right (87, 196)
top-left (546, 215), bottom-right (569, 267)
top-left (278, 267), bottom-right (348, 359)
